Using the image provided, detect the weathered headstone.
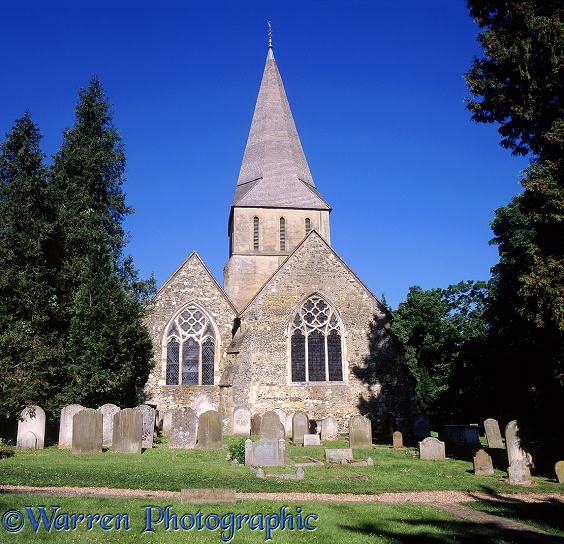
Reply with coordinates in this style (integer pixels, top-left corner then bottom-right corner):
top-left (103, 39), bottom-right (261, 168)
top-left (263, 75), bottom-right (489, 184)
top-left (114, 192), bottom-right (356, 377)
top-left (325, 448), bottom-right (354, 463)
top-left (245, 438), bottom-right (286, 466)
top-left (196, 410), bottom-right (222, 449)
top-left (17, 405), bottom-right (46, 449)
top-left (274, 409), bottom-right (288, 434)
top-left (554, 461), bottom-right (564, 484)
top-left (134, 404), bottom-right (156, 449)
top-left (284, 412), bottom-right (294, 437)
top-left (393, 431), bottom-right (403, 449)
top-left (233, 406), bottom-right (251, 435)
top-left (473, 449), bottom-right (495, 476)
top-left (348, 415), bottom-right (372, 448)
top-left (484, 418), bottom-right (504, 449)
top-left (250, 413), bottom-right (262, 436)
top-left (72, 408), bottom-right (103, 454)
top-left (169, 407), bottom-right (198, 449)
top-left (292, 411), bottom-right (309, 446)
top-left (58, 404), bottom-right (84, 449)
top-left (161, 410), bottom-right (173, 435)
top-left (193, 392), bottom-right (216, 417)
top-left (321, 416), bottom-right (339, 441)
top-left (413, 413), bottom-right (431, 441)
top-left (508, 459), bottom-right (532, 485)
top-left (303, 434), bottom-right (321, 446)
top-left (260, 411), bottom-right (284, 440)
top-left (419, 437), bottom-right (446, 460)
top-left (97, 403), bottom-right (120, 447)
top-left (112, 408), bottom-right (143, 454)
top-left (505, 420), bottom-right (533, 468)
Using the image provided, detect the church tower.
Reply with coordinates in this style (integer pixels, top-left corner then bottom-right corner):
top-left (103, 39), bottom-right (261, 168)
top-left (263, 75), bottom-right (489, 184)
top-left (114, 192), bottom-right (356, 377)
top-left (223, 36), bottom-right (331, 310)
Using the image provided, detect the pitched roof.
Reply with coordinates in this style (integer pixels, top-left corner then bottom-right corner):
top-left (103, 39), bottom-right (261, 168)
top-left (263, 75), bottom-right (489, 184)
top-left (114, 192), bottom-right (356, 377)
top-left (232, 46), bottom-right (330, 210)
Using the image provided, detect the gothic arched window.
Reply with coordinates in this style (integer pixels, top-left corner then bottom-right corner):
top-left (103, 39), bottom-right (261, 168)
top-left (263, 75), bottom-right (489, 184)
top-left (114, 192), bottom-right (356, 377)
top-left (305, 218), bottom-right (311, 236)
top-left (253, 216), bottom-right (259, 251)
top-left (290, 295), bottom-right (344, 382)
top-left (164, 306), bottom-right (216, 386)
top-left (280, 217), bottom-right (286, 251)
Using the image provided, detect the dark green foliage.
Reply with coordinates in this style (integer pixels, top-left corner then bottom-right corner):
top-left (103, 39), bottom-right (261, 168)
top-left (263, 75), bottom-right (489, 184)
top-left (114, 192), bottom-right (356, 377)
top-left (228, 437), bottom-right (248, 464)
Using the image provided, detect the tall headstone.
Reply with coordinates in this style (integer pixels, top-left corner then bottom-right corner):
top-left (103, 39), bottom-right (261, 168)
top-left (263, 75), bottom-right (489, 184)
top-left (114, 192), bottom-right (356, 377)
top-left (292, 411), bottom-right (309, 446)
top-left (250, 413), bottom-right (262, 436)
top-left (554, 461), bottom-right (564, 484)
top-left (161, 410), bottom-right (173, 435)
top-left (58, 404), bottom-right (84, 449)
top-left (284, 412), bottom-right (294, 437)
top-left (197, 410), bottom-right (223, 449)
top-left (112, 408), bottom-right (143, 454)
top-left (508, 459), bottom-right (532, 485)
top-left (413, 413), bottom-right (431, 441)
top-left (17, 406), bottom-right (46, 449)
top-left (473, 449), bottom-right (495, 476)
top-left (97, 403), bottom-right (120, 447)
top-left (274, 409), bottom-right (288, 434)
top-left (348, 415), bottom-right (372, 448)
top-left (505, 420), bottom-right (533, 468)
top-left (193, 392), bottom-right (217, 417)
top-left (260, 411), bottom-right (284, 440)
top-left (170, 407), bottom-right (198, 449)
top-left (72, 408), bottom-right (103, 454)
top-left (233, 406), bottom-right (251, 435)
top-left (134, 405), bottom-right (156, 449)
top-left (483, 418), bottom-right (504, 449)
top-left (321, 416), bottom-right (340, 441)
top-left (419, 437), bottom-right (446, 460)
top-left (393, 431), bottom-right (403, 449)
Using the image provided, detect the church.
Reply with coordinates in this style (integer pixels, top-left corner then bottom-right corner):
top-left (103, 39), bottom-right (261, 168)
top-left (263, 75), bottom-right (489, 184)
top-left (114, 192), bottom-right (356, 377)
top-left (143, 38), bottom-right (417, 437)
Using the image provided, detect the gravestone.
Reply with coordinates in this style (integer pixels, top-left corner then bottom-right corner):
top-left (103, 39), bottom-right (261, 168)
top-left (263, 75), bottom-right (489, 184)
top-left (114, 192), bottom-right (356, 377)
top-left (245, 438), bottom-right (286, 466)
top-left (98, 403), bottom-right (120, 447)
top-left (508, 459), bottom-right (532, 485)
top-left (233, 406), bottom-right (251, 435)
top-left (473, 449), bottom-right (495, 476)
top-left (58, 404), bottom-right (84, 449)
top-left (260, 411), bottom-right (284, 440)
top-left (250, 413), bottom-right (262, 436)
top-left (170, 407), bottom-right (198, 449)
top-left (112, 408), bottom-right (143, 454)
top-left (196, 410), bottom-right (222, 449)
top-left (161, 410), bottom-right (173, 435)
top-left (554, 461), bottom-right (564, 484)
top-left (348, 415), bottom-right (372, 448)
top-left (284, 413), bottom-right (294, 437)
top-left (321, 416), bottom-right (339, 441)
top-left (393, 431), bottom-right (403, 449)
top-left (413, 413), bottom-right (431, 441)
top-left (483, 418), bottom-right (504, 449)
top-left (325, 448), bottom-right (354, 463)
top-left (303, 434), bottom-right (321, 446)
top-left (443, 425), bottom-right (481, 447)
top-left (292, 411), bottom-right (309, 446)
top-left (72, 408), bottom-right (103, 454)
top-left (193, 392), bottom-right (216, 417)
top-left (134, 405), bottom-right (156, 449)
top-left (505, 420), bottom-right (533, 468)
top-left (274, 409), bottom-right (288, 434)
top-left (17, 405), bottom-right (46, 449)
top-left (419, 437), bottom-right (446, 460)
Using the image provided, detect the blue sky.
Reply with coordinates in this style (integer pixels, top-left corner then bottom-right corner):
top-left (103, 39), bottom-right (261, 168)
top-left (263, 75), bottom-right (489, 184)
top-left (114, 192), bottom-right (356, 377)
top-left (1, 0), bottom-right (528, 310)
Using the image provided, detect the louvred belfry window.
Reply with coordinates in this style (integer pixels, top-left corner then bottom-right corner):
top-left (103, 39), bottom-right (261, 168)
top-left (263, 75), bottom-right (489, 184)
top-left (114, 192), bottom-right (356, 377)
top-left (290, 295), bottom-right (344, 382)
top-left (164, 306), bottom-right (216, 385)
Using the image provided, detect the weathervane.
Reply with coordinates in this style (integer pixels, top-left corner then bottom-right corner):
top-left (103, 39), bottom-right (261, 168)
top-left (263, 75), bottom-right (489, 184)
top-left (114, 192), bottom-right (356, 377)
top-left (267, 20), bottom-right (272, 48)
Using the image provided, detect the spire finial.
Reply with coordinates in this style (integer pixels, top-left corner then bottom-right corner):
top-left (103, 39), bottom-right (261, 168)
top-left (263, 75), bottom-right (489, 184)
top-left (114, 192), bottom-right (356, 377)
top-left (267, 20), bottom-right (272, 49)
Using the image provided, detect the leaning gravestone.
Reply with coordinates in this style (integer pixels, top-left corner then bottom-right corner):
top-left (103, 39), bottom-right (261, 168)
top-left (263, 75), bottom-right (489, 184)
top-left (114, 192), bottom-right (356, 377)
top-left (72, 408), bottom-right (103, 454)
top-left (413, 413), bottom-right (431, 441)
top-left (245, 438), bottom-right (286, 466)
top-left (193, 392), bottom-right (217, 417)
top-left (58, 404), bottom-right (84, 449)
top-left (260, 411), bottom-right (284, 440)
top-left (98, 403), bottom-right (120, 447)
top-left (508, 459), bottom-right (532, 485)
top-left (554, 461), bottom-right (564, 484)
top-left (170, 407), bottom-right (198, 449)
top-left (233, 406), bottom-right (251, 435)
top-left (348, 415), bottom-right (372, 448)
top-left (393, 431), bottom-right (403, 449)
top-left (133, 404), bottom-right (156, 449)
top-left (505, 420), bottom-right (533, 468)
top-left (473, 449), bottom-right (495, 476)
top-left (292, 411), bottom-right (309, 446)
top-left (17, 405), bottom-right (46, 449)
top-left (484, 418), bottom-right (504, 449)
top-left (321, 416), bottom-right (339, 441)
top-left (197, 410), bottom-right (222, 449)
top-left (112, 408), bottom-right (143, 454)
top-left (419, 437), bottom-right (446, 460)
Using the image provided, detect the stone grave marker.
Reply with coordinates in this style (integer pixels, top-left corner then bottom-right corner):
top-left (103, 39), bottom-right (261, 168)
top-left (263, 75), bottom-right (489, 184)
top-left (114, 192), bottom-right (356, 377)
top-left (193, 392), bottom-right (216, 417)
top-left (419, 437), bottom-right (446, 460)
top-left (303, 434), bottom-right (321, 446)
top-left (245, 438), bottom-right (286, 466)
top-left (292, 411), bottom-right (309, 446)
top-left (325, 448), bottom-right (354, 463)
top-left (233, 406), bottom-right (251, 435)
top-left (161, 410), bottom-right (173, 435)
top-left (274, 409), bottom-right (288, 434)
top-left (554, 461), bottom-right (564, 484)
top-left (58, 404), bottom-right (84, 449)
top-left (72, 408), bottom-right (103, 454)
top-left (197, 410), bottom-right (223, 449)
top-left (348, 415), bottom-right (372, 448)
top-left (134, 404), bottom-right (156, 449)
top-left (17, 405), bottom-right (46, 450)
top-left (473, 449), bottom-right (494, 476)
top-left (250, 413), bottom-right (262, 436)
top-left (505, 420), bottom-right (533, 468)
top-left (170, 407), bottom-right (198, 449)
top-left (260, 411), bottom-right (284, 440)
top-left (284, 412), bottom-right (294, 437)
top-left (483, 418), bottom-right (504, 449)
top-left (393, 431), bottom-right (403, 449)
top-left (112, 408), bottom-right (143, 454)
top-left (98, 403), bottom-right (120, 447)
top-left (508, 459), bottom-right (532, 485)
top-left (321, 416), bottom-right (339, 441)
top-left (413, 413), bottom-right (431, 441)
top-left (443, 425), bottom-right (481, 447)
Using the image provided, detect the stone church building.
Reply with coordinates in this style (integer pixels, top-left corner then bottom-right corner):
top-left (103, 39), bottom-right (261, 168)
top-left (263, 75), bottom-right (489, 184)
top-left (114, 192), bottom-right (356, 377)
top-left (143, 41), bottom-right (417, 437)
